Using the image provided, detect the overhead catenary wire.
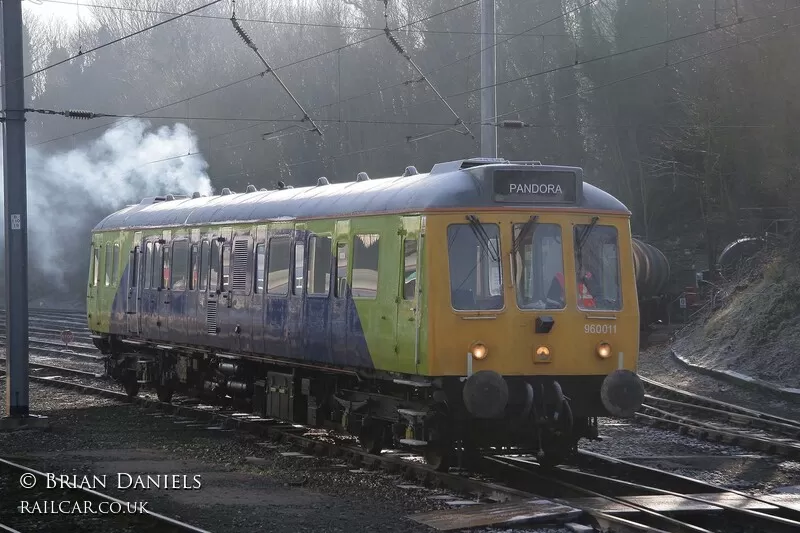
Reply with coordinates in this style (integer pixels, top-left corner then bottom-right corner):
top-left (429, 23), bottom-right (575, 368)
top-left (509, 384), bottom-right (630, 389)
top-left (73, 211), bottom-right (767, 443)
top-left (39, 0), bottom-right (569, 37)
top-left (3, 0), bottom-right (224, 88)
top-left (344, 3), bottom-right (800, 125)
top-left (219, 15), bottom-right (800, 180)
top-left (229, 1), bottom-right (322, 137)
top-left (380, 0), bottom-right (472, 140)
top-left (31, 1), bottom-right (799, 173)
top-left (30, 0), bottom-right (482, 147)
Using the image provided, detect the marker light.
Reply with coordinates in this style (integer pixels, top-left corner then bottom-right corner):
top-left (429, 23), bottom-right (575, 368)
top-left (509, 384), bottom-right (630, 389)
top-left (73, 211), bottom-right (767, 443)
top-left (596, 342), bottom-right (612, 359)
top-left (470, 342), bottom-right (488, 360)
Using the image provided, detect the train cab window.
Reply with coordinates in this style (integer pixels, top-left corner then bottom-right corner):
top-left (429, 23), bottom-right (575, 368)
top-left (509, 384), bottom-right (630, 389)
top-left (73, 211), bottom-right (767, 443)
top-left (199, 240), bottom-right (210, 291)
top-left (254, 243), bottom-right (266, 293)
top-left (335, 242), bottom-right (348, 298)
top-left (447, 223), bottom-right (503, 311)
top-left (144, 242), bottom-right (154, 288)
top-left (512, 223), bottom-right (565, 310)
top-left (209, 240), bottom-right (220, 291)
top-left (403, 239), bottom-right (417, 300)
top-left (574, 224), bottom-right (622, 311)
top-left (189, 244), bottom-right (198, 290)
top-left (221, 245), bottom-right (231, 292)
top-left (104, 245), bottom-right (113, 286)
top-left (112, 244), bottom-right (120, 284)
top-left (352, 234), bottom-right (380, 299)
top-left (171, 240), bottom-right (189, 291)
top-left (267, 236), bottom-right (291, 295)
top-left (307, 235), bottom-right (332, 296)
top-left (293, 241), bottom-right (305, 295)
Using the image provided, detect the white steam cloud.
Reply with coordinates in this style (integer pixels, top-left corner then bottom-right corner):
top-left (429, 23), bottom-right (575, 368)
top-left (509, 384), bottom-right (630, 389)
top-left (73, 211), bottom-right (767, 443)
top-left (0, 119), bottom-right (214, 295)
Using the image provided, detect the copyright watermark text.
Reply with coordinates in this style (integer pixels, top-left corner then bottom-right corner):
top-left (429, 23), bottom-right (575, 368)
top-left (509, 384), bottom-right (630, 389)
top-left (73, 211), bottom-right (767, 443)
top-left (18, 500), bottom-right (149, 514)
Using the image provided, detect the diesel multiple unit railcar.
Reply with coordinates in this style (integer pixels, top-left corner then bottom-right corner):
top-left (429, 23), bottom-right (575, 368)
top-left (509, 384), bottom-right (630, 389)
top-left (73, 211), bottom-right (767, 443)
top-left (87, 157), bottom-right (645, 469)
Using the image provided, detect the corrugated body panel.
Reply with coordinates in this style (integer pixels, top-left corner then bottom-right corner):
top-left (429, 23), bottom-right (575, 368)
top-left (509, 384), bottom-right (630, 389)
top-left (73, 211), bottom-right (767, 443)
top-left (232, 239), bottom-right (249, 291)
top-left (206, 300), bottom-right (218, 335)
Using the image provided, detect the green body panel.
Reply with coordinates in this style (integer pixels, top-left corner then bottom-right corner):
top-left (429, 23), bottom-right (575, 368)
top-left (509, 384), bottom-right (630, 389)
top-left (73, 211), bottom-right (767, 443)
top-left (87, 213), bottom-right (430, 376)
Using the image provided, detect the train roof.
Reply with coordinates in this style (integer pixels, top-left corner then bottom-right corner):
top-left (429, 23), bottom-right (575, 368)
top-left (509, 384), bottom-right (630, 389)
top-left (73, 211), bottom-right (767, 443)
top-left (93, 158), bottom-right (630, 231)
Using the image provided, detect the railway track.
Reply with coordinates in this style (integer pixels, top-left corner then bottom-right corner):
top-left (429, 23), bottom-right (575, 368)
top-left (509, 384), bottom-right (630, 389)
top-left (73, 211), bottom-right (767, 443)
top-left (0, 456), bottom-right (211, 533)
top-left (636, 376), bottom-right (800, 458)
top-left (475, 450), bottom-right (800, 533)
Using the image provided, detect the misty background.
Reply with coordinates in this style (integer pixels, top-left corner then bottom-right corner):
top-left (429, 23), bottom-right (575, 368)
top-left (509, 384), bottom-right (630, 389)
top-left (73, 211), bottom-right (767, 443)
top-left (4, 0), bottom-right (800, 306)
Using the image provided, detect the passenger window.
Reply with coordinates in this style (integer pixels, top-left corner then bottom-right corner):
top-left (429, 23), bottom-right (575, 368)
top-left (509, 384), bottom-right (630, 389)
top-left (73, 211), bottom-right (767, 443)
top-left (144, 242), bottom-right (154, 288)
top-left (210, 240), bottom-right (220, 291)
top-left (104, 245), bottom-right (113, 286)
top-left (573, 224), bottom-right (621, 311)
top-left (293, 241), bottom-right (305, 295)
top-left (254, 244), bottom-right (266, 293)
top-left (130, 246), bottom-right (139, 288)
top-left (153, 242), bottom-right (163, 289)
top-left (307, 235), bottom-right (332, 296)
top-left (171, 241), bottom-right (189, 291)
top-left (161, 246), bottom-right (170, 289)
top-left (91, 245), bottom-right (99, 286)
top-left (199, 240), bottom-right (210, 291)
top-left (221, 245), bottom-right (231, 292)
top-left (512, 223), bottom-right (565, 310)
top-left (447, 223), bottom-right (503, 311)
top-left (267, 236), bottom-right (291, 295)
top-left (112, 244), bottom-right (120, 284)
top-left (403, 239), bottom-right (417, 300)
top-left (335, 242), bottom-right (348, 298)
top-left (189, 244), bottom-right (198, 290)
top-left (352, 234), bottom-right (380, 299)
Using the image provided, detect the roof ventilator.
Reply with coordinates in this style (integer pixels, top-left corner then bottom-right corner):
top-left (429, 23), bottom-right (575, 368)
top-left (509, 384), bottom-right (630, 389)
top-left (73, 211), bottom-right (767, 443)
top-left (317, 177), bottom-right (330, 186)
top-left (165, 194), bottom-right (175, 201)
top-left (356, 172), bottom-right (370, 182)
top-left (403, 166), bottom-right (418, 177)
top-left (245, 184), bottom-right (257, 193)
top-left (276, 181), bottom-right (287, 190)
top-left (260, 188), bottom-right (268, 191)
top-left (221, 188), bottom-right (233, 195)
top-left (192, 192), bottom-right (201, 199)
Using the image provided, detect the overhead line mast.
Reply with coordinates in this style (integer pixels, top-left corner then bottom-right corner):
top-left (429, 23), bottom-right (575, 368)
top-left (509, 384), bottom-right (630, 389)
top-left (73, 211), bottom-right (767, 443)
top-left (1, 0), bottom-right (32, 426)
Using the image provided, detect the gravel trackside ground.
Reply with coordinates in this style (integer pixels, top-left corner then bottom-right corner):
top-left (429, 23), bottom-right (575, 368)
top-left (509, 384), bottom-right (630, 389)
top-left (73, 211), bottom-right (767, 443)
top-left (0, 382), bottom-right (578, 533)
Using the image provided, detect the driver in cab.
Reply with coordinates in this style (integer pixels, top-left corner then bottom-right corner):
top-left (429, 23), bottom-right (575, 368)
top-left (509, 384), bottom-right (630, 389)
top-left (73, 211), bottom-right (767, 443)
top-left (547, 265), bottom-right (598, 308)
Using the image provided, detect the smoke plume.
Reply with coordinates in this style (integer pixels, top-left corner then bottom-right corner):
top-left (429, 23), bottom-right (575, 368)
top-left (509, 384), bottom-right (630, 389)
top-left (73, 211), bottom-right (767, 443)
top-left (0, 119), bottom-right (213, 304)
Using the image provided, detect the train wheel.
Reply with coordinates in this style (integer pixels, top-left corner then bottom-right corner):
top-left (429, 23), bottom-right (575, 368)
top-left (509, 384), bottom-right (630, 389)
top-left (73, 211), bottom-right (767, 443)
top-left (424, 440), bottom-right (452, 472)
top-left (123, 375), bottom-right (139, 398)
top-left (359, 420), bottom-right (385, 455)
top-left (156, 385), bottom-right (174, 404)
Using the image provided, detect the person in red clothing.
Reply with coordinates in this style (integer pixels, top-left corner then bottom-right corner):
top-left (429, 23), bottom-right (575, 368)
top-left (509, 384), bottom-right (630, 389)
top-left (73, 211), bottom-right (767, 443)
top-left (547, 268), bottom-right (597, 308)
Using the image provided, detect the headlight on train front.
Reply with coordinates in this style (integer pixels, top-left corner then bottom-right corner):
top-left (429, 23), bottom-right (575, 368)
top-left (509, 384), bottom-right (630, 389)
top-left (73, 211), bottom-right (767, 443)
top-left (470, 342), bottom-right (488, 360)
top-left (596, 342), bottom-right (612, 359)
top-left (535, 346), bottom-right (550, 358)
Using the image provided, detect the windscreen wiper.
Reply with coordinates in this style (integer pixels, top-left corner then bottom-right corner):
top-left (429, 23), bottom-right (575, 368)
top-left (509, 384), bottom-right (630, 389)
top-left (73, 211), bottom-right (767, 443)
top-left (466, 215), bottom-right (500, 262)
top-left (575, 216), bottom-right (599, 256)
top-left (511, 215), bottom-right (538, 257)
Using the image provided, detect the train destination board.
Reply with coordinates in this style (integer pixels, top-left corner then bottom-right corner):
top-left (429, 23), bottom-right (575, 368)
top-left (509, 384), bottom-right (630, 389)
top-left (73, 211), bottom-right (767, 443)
top-left (492, 169), bottom-right (579, 204)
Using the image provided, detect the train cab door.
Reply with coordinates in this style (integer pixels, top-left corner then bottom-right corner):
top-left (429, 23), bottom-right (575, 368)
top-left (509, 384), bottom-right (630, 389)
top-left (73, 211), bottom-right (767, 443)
top-left (87, 240), bottom-right (100, 328)
top-left (286, 225), bottom-right (307, 359)
top-left (156, 230), bottom-right (172, 340)
top-left (126, 231), bottom-right (143, 335)
top-left (203, 235), bottom-right (224, 347)
top-left (140, 237), bottom-right (161, 340)
top-left (396, 216), bottom-right (423, 374)
top-left (251, 226), bottom-right (267, 355)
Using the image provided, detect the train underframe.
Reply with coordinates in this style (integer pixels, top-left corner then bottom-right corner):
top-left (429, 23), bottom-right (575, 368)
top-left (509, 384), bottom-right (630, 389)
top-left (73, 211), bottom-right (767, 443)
top-left (95, 336), bottom-right (640, 470)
